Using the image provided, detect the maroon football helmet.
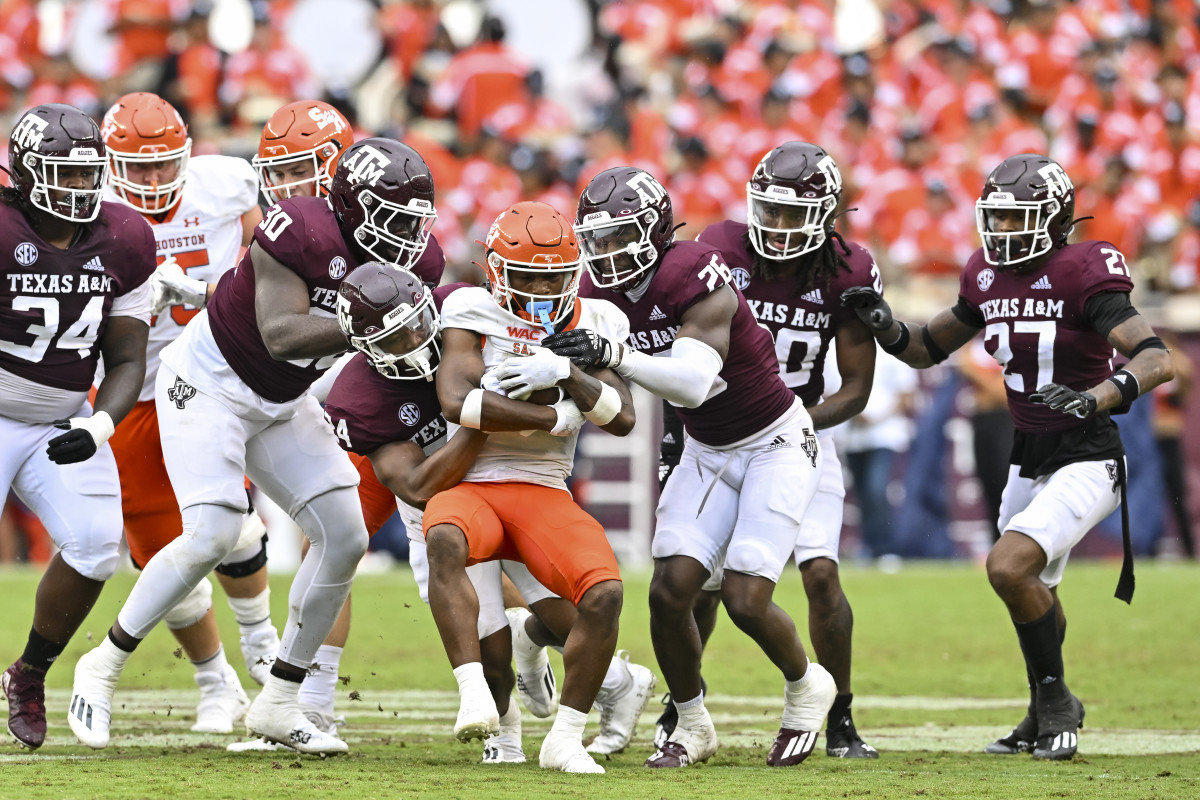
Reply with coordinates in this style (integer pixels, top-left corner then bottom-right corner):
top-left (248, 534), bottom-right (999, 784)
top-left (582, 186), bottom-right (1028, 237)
top-left (329, 138), bottom-right (437, 269)
top-left (975, 153), bottom-right (1075, 270)
top-left (574, 166), bottom-right (674, 290)
top-left (336, 261), bottom-right (440, 381)
top-left (747, 141), bottom-right (842, 260)
top-left (8, 103), bottom-right (108, 222)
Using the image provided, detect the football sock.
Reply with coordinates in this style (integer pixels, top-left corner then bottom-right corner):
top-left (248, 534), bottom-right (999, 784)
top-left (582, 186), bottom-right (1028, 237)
top-left (829, 692), bottom-right (853, 725)
top-left (498, 694), bottom-right (521, 733)
top-left (20, 627), bottom-right (65, 672)
top-left (782, 668), bottom-right (815, 729)
top-left (228, 590), bottom-right (273, 633)
top-left (96, 636), bottom-right (133, 673)
top-left (298, 645), bottom-right (342, 717)
top-left (548, 704), bottom-right (588, 739)
top-left (453, 661), bottom-right (486, 693)
top-left (1014, 606), bottom-right (1065, 692)
top-left (191, 645), bottom-right (229, 676)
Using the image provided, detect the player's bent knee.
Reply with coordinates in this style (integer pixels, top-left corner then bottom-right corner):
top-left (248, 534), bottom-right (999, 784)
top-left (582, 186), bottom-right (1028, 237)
top-left (578, 579), bottom-right (623, 618)
top-left (427, 525), bottom-right (469, 564)
top-left (63, 541), bottom-right (121, 583)
top-left (215, 534), bottom-right (268, 578)
top-left (799, 557), bottom-right (842, 601)
top-left (163, 578), bottom-right (214, 629)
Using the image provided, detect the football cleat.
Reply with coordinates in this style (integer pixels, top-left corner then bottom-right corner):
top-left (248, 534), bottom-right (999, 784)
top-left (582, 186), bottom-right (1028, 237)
top-left (984, 712), bottom-right (1038, 755)
top-left (3, 660), bottom-right (47, 749)
top-left (825, 712), bottom-right (878, 758)
top-left (539, 732), bottom-right (604, 773)
top-left (239, 627), bottom-right (280, 687)
top-left (645, 717), bottom-right (718, 768)
top-left (766, 726), bottom-right (821, 766)
top-left (68, 646), bottom-right (122, 749)
top-left (482, 732), bottom-right (526, 764)
top-left (191, 663), bottom-right (251, 733)
top-left (653, 676), bottom-right (706, 748)
top-left (506, 607), bottom-right (558, 718)
top-left (245, 678), bottom-right (348, 755)
top-left (227, 707), bottom-right (341, 752)
top-left (454, 681), bottom-right (499, 742)
top-left (1032, 692), bottom-right (1084, 761)
top-left (587, 651), bottom-right (657, 754)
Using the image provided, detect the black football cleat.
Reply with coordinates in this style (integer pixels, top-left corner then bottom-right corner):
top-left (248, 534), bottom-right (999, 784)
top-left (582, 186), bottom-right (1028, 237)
top-left (985, 711), bottom-right (1038, 754)
top-left (825, 712), bottom-right (878, 758)
top-left (652, 676), bottom-right (706, 748)
top-left (3, 660), bottom-right (47, 749)
top-left (1032, 692), bottom-right (1085, 761)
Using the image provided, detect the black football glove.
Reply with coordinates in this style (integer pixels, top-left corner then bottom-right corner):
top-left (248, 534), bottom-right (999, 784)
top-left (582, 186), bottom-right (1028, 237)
top-left (840, 286), bottom-right (894, 333)
top-left (541, 328), bottom-right (622, 369)
top-left (1029, 383), bottom-right (1097, 419)
top-left (46, 420), bottom-right (100, 464)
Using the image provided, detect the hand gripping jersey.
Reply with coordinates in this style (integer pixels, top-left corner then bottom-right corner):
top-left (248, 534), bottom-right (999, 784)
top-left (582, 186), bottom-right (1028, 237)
top-left (957, 241), bottom-right (1134, 433)
top-left (0, 200), bottom-right (156, 418)
top-left (322, 284), bottom-right (462, 458)
top-left (440, 286), bottom-right (630, 489)
top-left (698, 220), bottom-right (883, 408)
top-left (206, 195), bottom-right (446, 403)
top-left (102, 154), bottom-right (259, 401)
top-left (579, 239), bottom-right (795, 447)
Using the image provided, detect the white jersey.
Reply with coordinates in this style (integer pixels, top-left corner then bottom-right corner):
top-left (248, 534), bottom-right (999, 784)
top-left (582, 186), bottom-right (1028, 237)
top-left (101, 155), bottom-right (259, 400)
top-left (440, 286), bottom-right (630, 490)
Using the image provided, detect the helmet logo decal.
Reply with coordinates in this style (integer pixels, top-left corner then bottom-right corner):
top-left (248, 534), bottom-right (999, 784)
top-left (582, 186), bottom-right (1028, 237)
top-left (328, 256), bottom-right (347, 279)
top-left (1037, 163), bottom-right (1072, 198)
top-left (399, 403), bottom-right (421, 426)
top-left (13, 114), bottom-right (48, 150)
top-left (14, 243), bottom-right (38, 267)
top-left (977, 268), bottom-right (995, 291)
top-left (341, 145), bottom-right (391, 187)
top-left (816, 155), bottom-right (842, 193)
top-left (307, 106), bottom-right (347, 131)
top-left (627, 172), bottom-right (666, 207)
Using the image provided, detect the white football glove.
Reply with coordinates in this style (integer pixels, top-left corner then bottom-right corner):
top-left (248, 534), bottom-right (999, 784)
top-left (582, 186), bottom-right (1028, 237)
top-left (549, 397), bottom-right (585, 437)
top-left (480, 366), bottom-right (508, 397)
top-left (495, 347), bottom-right (572, 401)
top-left (150, 256), bottom-right (208, 315)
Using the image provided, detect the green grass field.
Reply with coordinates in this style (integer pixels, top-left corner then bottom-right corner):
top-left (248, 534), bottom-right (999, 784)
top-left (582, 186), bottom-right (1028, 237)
top-left (2, 560), bottom-right (1198, 799)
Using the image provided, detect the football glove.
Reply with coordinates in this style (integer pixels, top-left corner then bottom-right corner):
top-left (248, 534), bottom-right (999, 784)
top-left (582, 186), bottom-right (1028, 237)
top-left (840, 286), bottom-right (894, 333)
top-left (46, 411), bottom-right (115, 465)
top-left (494, 347), bottom-right (572, 400)
top-left (1029, 383), bottom-right (1097, 419)
top-left (549, 397), bottom-right (585, 437)
top-left (151, 256), bottom-right (208, 315)
top-left (541, 329), bottom-right (623, 370)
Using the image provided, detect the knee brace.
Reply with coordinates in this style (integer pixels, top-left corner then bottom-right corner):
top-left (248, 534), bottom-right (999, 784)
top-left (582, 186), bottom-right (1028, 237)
top-left (163, 577), bottom-right (214, 630)
top-left (216, 514), bottom-right (269, 578)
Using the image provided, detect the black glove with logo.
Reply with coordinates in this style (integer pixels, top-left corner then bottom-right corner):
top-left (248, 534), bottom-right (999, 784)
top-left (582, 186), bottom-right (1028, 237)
top-left (840, 286), bottom-right (894, 333)
top-left (541, 328), bottom-right (622, 369)
top-left (1029, 383), bottom-right (1097, 419)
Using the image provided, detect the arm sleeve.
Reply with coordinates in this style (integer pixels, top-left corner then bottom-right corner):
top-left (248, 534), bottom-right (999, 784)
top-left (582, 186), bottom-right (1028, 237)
top-left (110, 279), bottom-right (152, 324)
top-left (1082, 291), bottom-right (1138, 339)
top-left (952, 296), bottom-right (986, 328)
top-left (616, 336), bottom-right (723, 408)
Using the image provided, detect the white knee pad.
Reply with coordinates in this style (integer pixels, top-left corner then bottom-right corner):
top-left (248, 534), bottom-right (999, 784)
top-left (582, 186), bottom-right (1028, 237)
top-left (163, 577), bottom-right (214, 630)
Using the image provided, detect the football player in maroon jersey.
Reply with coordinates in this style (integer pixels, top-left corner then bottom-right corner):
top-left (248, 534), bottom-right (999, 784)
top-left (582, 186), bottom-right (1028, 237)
top-left (1, 103), bottom-right (156, 749)
top-left (842, 153), bottom-right (1174, 761)
top-left (648, 142), bottom-right (881, 759)
top-left (546, 168), bottom-right (837, 768)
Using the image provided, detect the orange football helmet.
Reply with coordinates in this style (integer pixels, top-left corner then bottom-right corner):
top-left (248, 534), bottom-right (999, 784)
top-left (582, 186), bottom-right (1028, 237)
top-left (483, 201), bottom-right (582, 331)
top-left (102, 92), bottom-right (191, 213)
top-left (253, 100), bottom-right (352, 205)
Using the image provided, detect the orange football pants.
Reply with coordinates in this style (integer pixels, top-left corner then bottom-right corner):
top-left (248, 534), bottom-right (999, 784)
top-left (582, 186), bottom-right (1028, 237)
top-left (349, 452), bottom-right (399, 537)
top-left (422, 481), bottom-right (620, 605)
top-left (106, 399), bottom-right (184, 568)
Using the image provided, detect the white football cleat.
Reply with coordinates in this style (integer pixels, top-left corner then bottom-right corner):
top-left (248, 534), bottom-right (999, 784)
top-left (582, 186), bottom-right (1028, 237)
top-left (540, 732), bottom-right (605, 773)
top-left (68, 646), bottom-right (122, 750)
top-left (226, 736), bottom-right (287, 752)
top-left (239, 627), bottom-right (279, 686)
top-left (227, 706), bottom-right (341, 752)
top-left (588, 651), bottom-right (657, 754)
top-left (454, 683), bottom-right (500, 742)
top-left (192, 663), bottom-right (251, 733)
top-left (506, 607), bottom-right (557, 718)
top-left (482, 732), bottom-right (526, 764)
top-left (245, 678), bottom-right (348, 755)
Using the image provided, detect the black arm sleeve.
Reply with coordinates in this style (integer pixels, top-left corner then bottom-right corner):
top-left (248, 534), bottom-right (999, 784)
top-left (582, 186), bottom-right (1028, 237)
top-left (1083, 291), bottom-right (1138, 339)
top-left (951, 296), bottom-right (986, 328)
top-left (659, 400), bottom-right (685, 490)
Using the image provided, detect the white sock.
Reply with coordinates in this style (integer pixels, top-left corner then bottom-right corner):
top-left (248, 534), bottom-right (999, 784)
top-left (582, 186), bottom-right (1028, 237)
top-left (191, 645), bottom-right (229, 676)
top-left (298, 645), bottom-right (342, 717)
top-left (97, 636), bottom-right (133, 673)
top-left (453, 662), bottom-right (487, 695)
top-left (782, 661), bottom-right (814, 729)
top-left (599, 656), bottom-right (626, 694)
top-left (498, 694), bottom-right (522, 736)
top-left (675, 693), bottom-right (709, 730)
top-left (262, 673), bottom-right (301, 703)
top-left (548, 704), bottom-right (588, 740)
top-left (228, 590), bottom-right (273, 634)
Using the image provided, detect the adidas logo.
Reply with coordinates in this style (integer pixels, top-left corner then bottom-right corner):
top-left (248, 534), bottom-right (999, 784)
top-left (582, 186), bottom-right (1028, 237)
top-left (82, 256), bottom-right (104, 272)
top-left (648, 305), bottom-right (667, 321)
top-left (1031, 275), bottom-right (1052, 289)
top-left (767, 435), bottom-right (791, 450)
top-left (662, 432), bottom-right (676, 445)
top-left (800, 288), bottom-right (823, 304)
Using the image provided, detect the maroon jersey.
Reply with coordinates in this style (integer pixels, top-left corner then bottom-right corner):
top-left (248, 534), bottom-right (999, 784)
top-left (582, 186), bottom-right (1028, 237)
top-left (698, 220), bottom-right (882, 407)
top-left (957, 241), bottom-right (1134, 433)
top-left (322, 284), bottom-right (462, 455)
top-left (0, 200), bottom-right (155, 391)
top-left (580, 240), bottom-right (795, 447)
top-left (207, 196), bottom-right (446, 403)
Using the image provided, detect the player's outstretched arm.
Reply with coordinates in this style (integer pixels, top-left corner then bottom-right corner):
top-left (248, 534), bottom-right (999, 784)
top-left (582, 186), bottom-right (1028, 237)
top-left (437, 327), bottom-right (580, 435)
top-left (840, 287), bottom-right (979, 369)
top-left (252, 243), bottom-right (348, 361)
top-left (369, 429), bottom-right (489, 509)
top-left (809, 317), bottom-right (876, 430)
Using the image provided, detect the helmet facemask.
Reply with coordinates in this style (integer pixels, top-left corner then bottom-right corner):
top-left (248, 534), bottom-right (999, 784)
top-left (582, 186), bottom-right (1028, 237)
top-left (486, 251), bottom-right (581, 333)
top-left (107, 141), bottom-right (190, 213)
top-left (254, 140), bottom-right (340, 204)
top-left (25, 149), bottom-right (108, 223)
top-left (575, 209), bottom-right (659, 290)
top-left (976, 193), bottom-right (1058, 269)
top-left (747, 185), bottom-right (835, 260)
top-left (340, 289), bottom-right (441, 381)
top-left (351, 191), bottom-right (437, 268)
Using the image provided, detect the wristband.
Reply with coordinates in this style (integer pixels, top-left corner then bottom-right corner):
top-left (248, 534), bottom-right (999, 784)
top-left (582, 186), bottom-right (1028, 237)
top-left (80, 410), bottom-right (116, 447)
top-left (460, 388), bottom-right (484, 429)
top-left (1106, 368), bottom-right (1139, 414)
top-left (881, 323), bottom-right (910, 356)
top-left (584, 383), bottom-right (621, 426)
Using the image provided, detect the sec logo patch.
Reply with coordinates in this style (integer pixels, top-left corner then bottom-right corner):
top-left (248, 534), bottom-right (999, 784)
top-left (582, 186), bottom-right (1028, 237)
top-left (731, 267), bottom-right (750, 291)
top-left (14, 242), bottom-right (38, 266)
top-left (329, 256), bottom-right (347, 279)
top-left (399, 403), bottom-right (421, 426)
top-left (977, 268), bottom-right (994, 292)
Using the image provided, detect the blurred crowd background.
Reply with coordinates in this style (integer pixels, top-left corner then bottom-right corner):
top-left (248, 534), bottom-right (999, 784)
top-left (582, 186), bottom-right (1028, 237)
top-left (1, 0), bottom-right (1197, 567)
